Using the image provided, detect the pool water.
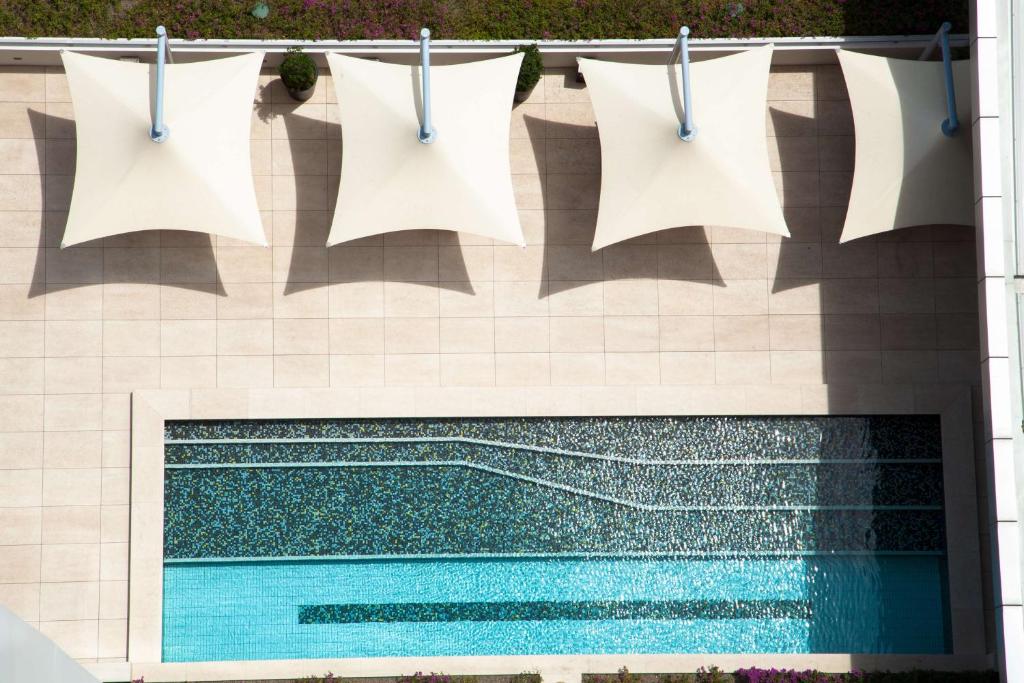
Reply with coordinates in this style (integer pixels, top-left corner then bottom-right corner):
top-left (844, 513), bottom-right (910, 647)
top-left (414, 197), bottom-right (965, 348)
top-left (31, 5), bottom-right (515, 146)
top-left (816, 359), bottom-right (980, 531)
top-left (161, 416), bottom-right (950, 661)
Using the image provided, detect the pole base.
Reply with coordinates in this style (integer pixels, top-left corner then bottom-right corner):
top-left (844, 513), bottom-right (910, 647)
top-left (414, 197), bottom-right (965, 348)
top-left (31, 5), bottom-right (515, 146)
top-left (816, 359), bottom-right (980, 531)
top-left (677, 124), bottom-right (697, 142)
top-left (150, 125), bottom-right (170, 143)
top-left (417, 127), bottom-right (437, 144)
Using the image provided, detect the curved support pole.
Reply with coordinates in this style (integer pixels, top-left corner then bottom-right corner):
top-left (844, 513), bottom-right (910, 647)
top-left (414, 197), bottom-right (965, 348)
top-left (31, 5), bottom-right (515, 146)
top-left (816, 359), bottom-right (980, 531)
top-left (937, 22), bottom-right (959, 137)
top-left (150, 25), bottom-right (169, 143)
top-left (417, 27), bottom-right (436, 144)
top-left (671, 26), bottom-right (696, 141)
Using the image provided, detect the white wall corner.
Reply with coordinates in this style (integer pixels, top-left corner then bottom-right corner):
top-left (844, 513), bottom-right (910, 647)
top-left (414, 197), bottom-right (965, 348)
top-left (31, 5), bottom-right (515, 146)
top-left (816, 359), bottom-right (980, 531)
top-left (989, 438), bottom-right (1020, 522)
top-left (978, 276), bottom-right (1010, 357)
top-left (996, 605), bottom-right (1024, 683)
top-left (974, 197), bottom-right (1006, 277)
top-left (982, 357), bottom-right (1015, 440)
top-left (972, 116), bottom-right (1004, 202)
top-left (995, 521), bottom-right (1024, 606)
top-left (971, 36), bottom-right (1000, 120)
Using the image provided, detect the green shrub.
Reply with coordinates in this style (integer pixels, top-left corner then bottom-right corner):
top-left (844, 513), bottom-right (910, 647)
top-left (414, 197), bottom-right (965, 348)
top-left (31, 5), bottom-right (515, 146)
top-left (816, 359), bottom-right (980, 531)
top-left (0, 1), bottom-right (969, 41)
top-left (514, 43), bottom-right (542, 93)
top-left (279, 47), bottom-right (318, 91)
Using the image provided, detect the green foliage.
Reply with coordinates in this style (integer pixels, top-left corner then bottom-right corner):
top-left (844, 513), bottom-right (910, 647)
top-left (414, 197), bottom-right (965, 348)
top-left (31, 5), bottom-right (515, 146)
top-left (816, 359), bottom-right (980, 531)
top-left (514, 44), bottom-right (542, 92)
top-left (279, 46), bottom-right (318, 91)
top-left (0, 1), bottom-right (969, 41)
top-left (508, 672), bottom-right (542, 683)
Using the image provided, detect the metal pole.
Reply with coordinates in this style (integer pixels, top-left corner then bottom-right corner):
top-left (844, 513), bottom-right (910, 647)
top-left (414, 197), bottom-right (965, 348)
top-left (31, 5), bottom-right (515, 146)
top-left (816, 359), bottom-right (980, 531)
top-left (417, 27), bottom-right (436, 144)
top-left (938, 22), bottom-right (959, 136)
top-left (918, 21), bottom-right (949, 60)
top-left (150, 25), bottom-right (169, 142)
top-left (675, 26), bottom-right (696, 141)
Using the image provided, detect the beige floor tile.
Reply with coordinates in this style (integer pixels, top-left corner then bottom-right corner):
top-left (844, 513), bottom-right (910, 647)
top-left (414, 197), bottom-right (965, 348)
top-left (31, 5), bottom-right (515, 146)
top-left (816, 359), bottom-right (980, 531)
top-left (385, 318), bottom-right (439, 354)
top-left (604, 316), bottom-right (659, 353)
top-left (98, 579), bottom-right (128, 620)
top-left (42, 468), bottom-right (100, 507)
top-left (99, 506), bottom-right (129, 544)
top-left (384, 354), bottom-right (439, 386)
top-left (0, 467), bottom-right (41, 507)
top-left (0, 432), bottom-right (42, 469)
top-left (42, 394), bottom-right (98, 432)
top-left (550, 352), bottom-right (604, 385)
top-left (329, 354), bottom-right (384, 387)
top-left (40, 543), bottom-right (100, 582)
top-left (0, 544), bottom-right (40, 583)
top-left (825, 349), bottom-right (883, 383)
top-left (44, 356), bottom-right (100, 394)
top-left (102, 283), bottom-right (160, 320)
top-left (43, 430), bottom-right (100, 469)
top-left (217, 355), bottom-right (275, 388)
top-left (549, 316), bottom-right (604, 353)
top-left (660, 352), bottom-right (716, 384)
top-left (714, 315), bottom-right (770, 352)
top-left (0, 507), bottom-right (41, 544)
top-left (713, 280), bottom-right (768, 315)
top-left (39, 620), bottom-right (98, 660)
top-left (43, 321), bottom-right (99, 357)
top-left (604, 280), bottom-right (659, 316)
top-left (439, 318), bottom-right (493, 354)
top-left (495, 353), bottom-right (550, 386)
top-left (0, 395), bottom-right (43, 432)
top-left (40, 580), bottom-right (99, 621)
top-left (0, 582), bottom-right (39, 621)
top-left (329, 318), bottom-right (385, 355)
top-left (495, 317), bottom-right (549, 353)
top-left (274, 318), bottom-right (329, 355)
top-left (770, 350), bottom-right (825, 384)
top-left (440, 354), bottom-right (495, 387)
top-left (0, 357), bottom-right (42, 393)
top-left (97, 618), bottom-right (127, 659)
top-left (715, 351), bottom-right (771, 385)
top-left (329, 281), bottom-right (385, 318)
top-left (274, 354), bottom-right (329, 388)
top-left (384, 281), bottom-right (439, 317)
top-left (161, 357), bottom-right (216, 389)
top-left (769, 314), bottom-right (823, 350)
top-left (0, 68), bottom-right (45, 102)
top-left (103, 320), bottom-right (160, 357)
top-left (605, 352), bottom-right (659, 385)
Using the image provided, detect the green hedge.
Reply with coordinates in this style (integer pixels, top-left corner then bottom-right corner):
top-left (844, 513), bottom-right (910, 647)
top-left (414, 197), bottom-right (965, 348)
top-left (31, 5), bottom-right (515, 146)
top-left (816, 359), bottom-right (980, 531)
top-left (0, 0), bottom-right (968, 41)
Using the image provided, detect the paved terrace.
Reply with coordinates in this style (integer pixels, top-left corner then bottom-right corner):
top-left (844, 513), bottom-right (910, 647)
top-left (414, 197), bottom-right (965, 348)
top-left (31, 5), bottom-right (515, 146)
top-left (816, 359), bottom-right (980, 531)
top-left (0, 62), bottom-right (988, 664)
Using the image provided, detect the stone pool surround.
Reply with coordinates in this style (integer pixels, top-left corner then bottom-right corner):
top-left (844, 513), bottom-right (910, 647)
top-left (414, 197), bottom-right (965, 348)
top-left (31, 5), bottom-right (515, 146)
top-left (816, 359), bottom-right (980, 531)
top-left (127, 385), bottom-right (987, 683)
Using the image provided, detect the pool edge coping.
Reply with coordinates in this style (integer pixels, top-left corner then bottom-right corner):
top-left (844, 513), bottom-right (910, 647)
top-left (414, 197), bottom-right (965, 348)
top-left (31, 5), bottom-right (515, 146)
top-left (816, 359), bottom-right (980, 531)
top-left (126, 384), bottom-right (988, 681)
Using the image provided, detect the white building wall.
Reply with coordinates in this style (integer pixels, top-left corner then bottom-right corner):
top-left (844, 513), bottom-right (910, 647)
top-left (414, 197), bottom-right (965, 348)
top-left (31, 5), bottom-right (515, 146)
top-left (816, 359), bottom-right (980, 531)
top-left (973, 1), bottom-right (1024, 681)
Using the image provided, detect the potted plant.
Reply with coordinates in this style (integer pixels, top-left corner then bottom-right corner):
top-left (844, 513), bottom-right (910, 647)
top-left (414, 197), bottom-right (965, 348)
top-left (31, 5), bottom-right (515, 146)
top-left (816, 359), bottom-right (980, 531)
top-left (514, 44), bottom-right (542, 103)
top-left (279, 47), bottom-right (318, 101)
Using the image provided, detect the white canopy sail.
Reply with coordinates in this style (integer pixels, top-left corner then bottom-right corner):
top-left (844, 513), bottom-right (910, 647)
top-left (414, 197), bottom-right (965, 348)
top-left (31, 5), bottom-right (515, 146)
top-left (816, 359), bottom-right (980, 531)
top-left (837, 49), bottom-right (973, 242)
top-left (61, 50), bottom-right (266, 247)
top-left (325, 52), bottom-right (525, 247)
top-left (579, 46), bottom-right (788, 251)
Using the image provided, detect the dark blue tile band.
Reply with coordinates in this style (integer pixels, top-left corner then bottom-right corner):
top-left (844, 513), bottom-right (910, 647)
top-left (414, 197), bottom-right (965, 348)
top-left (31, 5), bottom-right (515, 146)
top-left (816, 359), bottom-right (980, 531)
top-left (298, 599), bottom-right (813, 624)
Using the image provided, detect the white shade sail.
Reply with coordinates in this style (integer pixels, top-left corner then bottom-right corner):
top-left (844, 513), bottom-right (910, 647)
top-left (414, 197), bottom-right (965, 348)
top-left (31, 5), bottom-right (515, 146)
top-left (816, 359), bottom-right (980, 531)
top-left (60, 50), bottom-right (266, 248)
top-left (578, 46), bottom-right (788, 251)
top-left (838, 50), bottom-right (973, 242)
top-left (325, 52), bottom-right (525, 247)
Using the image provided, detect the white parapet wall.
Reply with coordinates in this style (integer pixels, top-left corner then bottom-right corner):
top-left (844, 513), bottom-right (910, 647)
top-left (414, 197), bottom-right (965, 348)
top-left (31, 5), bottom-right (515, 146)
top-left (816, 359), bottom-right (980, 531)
top-left (971, 1), bottom-right (1024, 682)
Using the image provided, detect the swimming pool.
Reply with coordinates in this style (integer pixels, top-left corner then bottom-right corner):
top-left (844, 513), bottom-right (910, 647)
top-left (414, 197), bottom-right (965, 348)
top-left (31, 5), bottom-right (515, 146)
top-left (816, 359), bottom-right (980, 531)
top-left (161, 416), bottom-right (950, 661)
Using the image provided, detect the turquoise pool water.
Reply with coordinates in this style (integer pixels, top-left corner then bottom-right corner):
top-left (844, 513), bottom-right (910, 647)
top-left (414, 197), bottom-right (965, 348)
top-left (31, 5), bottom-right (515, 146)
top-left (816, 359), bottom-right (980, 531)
top-left (161, 416), bottom-right (950, 661)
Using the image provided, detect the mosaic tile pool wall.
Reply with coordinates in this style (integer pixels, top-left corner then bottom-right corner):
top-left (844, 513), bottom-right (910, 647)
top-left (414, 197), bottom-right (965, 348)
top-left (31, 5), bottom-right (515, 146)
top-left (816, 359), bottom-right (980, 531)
top-left (161, 416), bottom-right (950, 661)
